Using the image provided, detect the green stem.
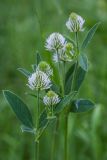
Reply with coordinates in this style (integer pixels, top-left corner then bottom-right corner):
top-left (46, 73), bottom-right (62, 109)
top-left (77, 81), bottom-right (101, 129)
top-left (51, 104), bottom-right (53, 117)
top-left (37, 90), bottom-right (40, 128)
top-left (64, 114), bottom-right (69, 160)
top-left (56, 50), bottom-right (64, 96)
top-left (35, 141), bottom-right (39, 160)
top-left (63, 32), bottom-right (79, 160)
top-left (51, 116), bottom-right (59, 160)
top-left (52, 50), bottom-right (66, 160)
top-left (75, 32), bottom-right (79, 54)
top-left (71, 32), bottom-right (79, 91)
top-left (35, 90), bottom-right (40, 160)
top-left (63, 61), bottom-right (66, 94)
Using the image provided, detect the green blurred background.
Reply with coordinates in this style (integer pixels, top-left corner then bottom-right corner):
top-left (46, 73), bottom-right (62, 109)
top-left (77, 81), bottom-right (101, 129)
top-left (0, 0), bottom-right (107, 159)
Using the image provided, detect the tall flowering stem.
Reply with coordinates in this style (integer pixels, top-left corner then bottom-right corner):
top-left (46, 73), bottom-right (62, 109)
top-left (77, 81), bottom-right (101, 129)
top-left (56, 49), bottom-right (64, 96)
top-left (28, 70), bottom-right (51, 160)
top-left (51, 49), bottom-right (65, 160)
top-left (64, 112), bottom-right (69, 160)
top-left (71, 32), bottom-right (79, 92)
top-left (64, 31), bottom-right (79, 160)
top-left (51, 117), bottom-right (59, 160)
top-left (35, 89), bottom-right (40, 160)
top-left (75, 32), bottom-right (79, 54)
top-left (64, 15), bottom-right (81, 160)
top-left (43, 90), bottom-right (60, 160)
top-left (37, 89), bottom-right (40, 128)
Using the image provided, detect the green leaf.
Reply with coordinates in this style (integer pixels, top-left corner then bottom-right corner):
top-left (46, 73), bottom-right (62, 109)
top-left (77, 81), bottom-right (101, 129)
top-left (17, 68), bottom-right (31, 77)
top-left (73, 66), bottom-right (86, 91)
top-left (81, 22), bottom-right (100, 50)
top-left (50, 82), bottom-right (60, 95)
top-left (39, 109), bottom-right (48, 129)
top-left (78, 54), bottom-right (88, 72)
top-left (3, 90), bottom-right (33, 128)
top-left (71, 99), bottom-right (95, 113)
top-left (36, 51), bottom-right (41, 65)
top-left (65, 64), bottom-right (75, 94)
top-left (64, 35), bottom-right (76, 46)
top-left (25, 92), bottom-right (42, 100)
top-left (32, 64), bottom-right (37, 71)
top-left (38, 109), bottom-right (55, 140)
top-left (21, 125), bottom-right (36, 134)
top-left (54, 91), bottom-right (77, 114)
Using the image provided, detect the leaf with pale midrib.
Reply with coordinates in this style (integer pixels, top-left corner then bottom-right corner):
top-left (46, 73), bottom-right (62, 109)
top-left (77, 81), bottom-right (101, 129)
top-left (3, 90), bottom-right (33, 128)
top-left (17, 68), bottom-right (31, 77)
top-left (81, 22), bottom-right (100, 50)
top-left (78, 54), bottom-right (88, 72)
top-left (73, 66), bottom-right (86, 91)
top-left (54, 91), bottom-right (77, 114)
top-left (39, 109), bottom-right (48, 129)
top-left (71, 99), bottom-right (95, 113)
top-left (65, 64), bottom-right (75, 94)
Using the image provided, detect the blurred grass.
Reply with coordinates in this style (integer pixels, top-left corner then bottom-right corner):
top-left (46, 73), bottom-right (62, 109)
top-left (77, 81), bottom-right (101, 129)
top-left (0, 0), bottom-right (107, 159)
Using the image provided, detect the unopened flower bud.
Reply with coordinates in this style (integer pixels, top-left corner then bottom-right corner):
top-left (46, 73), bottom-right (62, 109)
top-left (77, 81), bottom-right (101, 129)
top-left (53, 42), bottom-right (75, 62)
top-left (37, 61), bottom-right (53, 77)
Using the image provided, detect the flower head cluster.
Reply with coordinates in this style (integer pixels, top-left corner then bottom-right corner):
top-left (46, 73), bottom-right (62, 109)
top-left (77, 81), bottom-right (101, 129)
top-left (37, 61), bottom-right (53, 77)
top-left (27, 70), bottom-right (51, 90)
top-left (53, 42), bottom-right (75, 62)
top-left (45, 33), bottom-right (66, 51)
top-left (43, 90), bottom-right (60, 106)
top-left (66, 12), bottom-right (85, 32)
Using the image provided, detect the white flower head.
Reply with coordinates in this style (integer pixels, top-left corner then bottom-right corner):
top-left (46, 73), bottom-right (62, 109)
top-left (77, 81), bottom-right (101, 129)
top-left (45, 32), bottom-right (66, 52)
top-left (66, 12), bottom-right (85, 32)
top-left (37, 61), bottom-right (53, 77)
top-left (27, 71), bottom-right (51, 90)
top-left (53, 42), bottom-right (75, 62)
top-left (43, 90), bottom-right (60, 106)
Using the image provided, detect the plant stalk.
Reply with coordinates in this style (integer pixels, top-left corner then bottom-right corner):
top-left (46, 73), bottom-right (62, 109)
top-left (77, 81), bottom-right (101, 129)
top-left (35, 89), bottom-right (40, 160)
top-left (56, 50), bottom-right (64, 96)
top-left (71, 32), bottom-right (79, 91)
top-left (64, 32), bottom-right (79, 160)
top-left (51, 116), bottom-right (59, 160)
top-left (75, 32), bottom-right (79, 54)
top-left (51, 49), bottom-right (65, 160)
top-left (64, 113), bottom-right (69, 160)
